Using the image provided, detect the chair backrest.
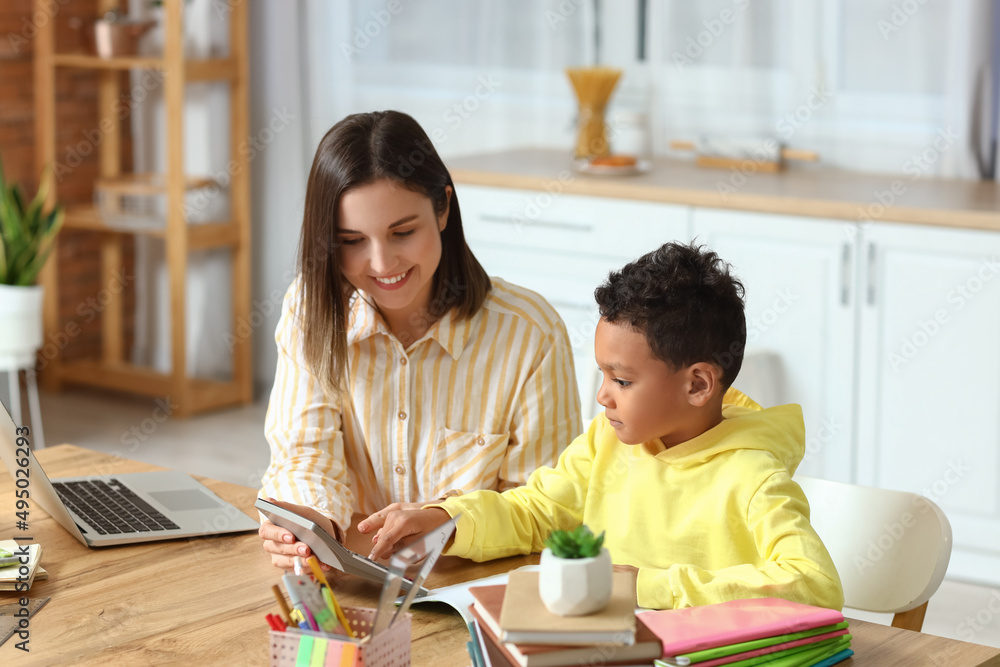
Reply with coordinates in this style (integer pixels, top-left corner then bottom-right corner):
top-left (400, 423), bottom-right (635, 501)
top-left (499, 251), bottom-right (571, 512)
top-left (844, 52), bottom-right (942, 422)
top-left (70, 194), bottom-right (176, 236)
top-left (796, 475), bottom-right (952, 628)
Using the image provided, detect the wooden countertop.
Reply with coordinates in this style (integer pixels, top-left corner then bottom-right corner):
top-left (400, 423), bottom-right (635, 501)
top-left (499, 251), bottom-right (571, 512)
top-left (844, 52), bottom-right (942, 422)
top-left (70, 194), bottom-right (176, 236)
top-left (446, 148), bottom-right (1000, 232)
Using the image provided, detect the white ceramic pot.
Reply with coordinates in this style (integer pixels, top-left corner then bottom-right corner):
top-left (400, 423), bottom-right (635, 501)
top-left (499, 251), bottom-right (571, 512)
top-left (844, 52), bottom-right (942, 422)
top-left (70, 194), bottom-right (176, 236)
top-left (0, 284), bottom-right (44, 364)
top-left (538, 547), bottom-right (613, 616)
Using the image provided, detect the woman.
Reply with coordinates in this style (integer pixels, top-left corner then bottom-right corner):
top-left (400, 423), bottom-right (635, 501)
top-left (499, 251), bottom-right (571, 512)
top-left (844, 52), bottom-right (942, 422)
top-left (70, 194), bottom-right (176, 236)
top-left (259, 111), bottom-right (582, 570)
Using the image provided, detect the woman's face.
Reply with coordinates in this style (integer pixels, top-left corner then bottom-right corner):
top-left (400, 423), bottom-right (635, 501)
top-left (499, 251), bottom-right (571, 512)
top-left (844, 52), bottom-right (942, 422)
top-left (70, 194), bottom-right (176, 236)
top-left (336, 178), bottom-right (450, 329)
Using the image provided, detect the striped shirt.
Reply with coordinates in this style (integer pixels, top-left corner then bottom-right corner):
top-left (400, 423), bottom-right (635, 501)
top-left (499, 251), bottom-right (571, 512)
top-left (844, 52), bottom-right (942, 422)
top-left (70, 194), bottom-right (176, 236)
top-left (261, 277), bottom-right (583, 533)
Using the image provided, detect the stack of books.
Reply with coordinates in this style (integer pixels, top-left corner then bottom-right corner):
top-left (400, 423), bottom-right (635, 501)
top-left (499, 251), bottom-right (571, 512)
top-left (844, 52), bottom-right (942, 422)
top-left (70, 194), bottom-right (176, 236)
top-left (0, 539), bottom-right (46, 591)
top-left (639, 598), bottom-right (853, 667)
top-left (468, 570), bottom-right (662, 667)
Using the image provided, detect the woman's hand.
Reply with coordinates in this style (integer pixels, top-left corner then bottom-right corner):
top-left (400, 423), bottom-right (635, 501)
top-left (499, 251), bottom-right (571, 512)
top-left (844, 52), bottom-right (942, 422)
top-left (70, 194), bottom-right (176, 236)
top-left (258, 497), bottom-right (340, 572)
top-left (613, 563), bottom-right (639, 577)
top-left (359, 505), bottom-right (452, 561)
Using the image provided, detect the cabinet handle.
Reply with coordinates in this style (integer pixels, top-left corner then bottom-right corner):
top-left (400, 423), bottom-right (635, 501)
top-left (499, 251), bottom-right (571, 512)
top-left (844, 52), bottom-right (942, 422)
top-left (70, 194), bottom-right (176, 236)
top-left (479, 214), bottom-right (593, 233)
top-left (867, 243), bottom-right (877, 306)
top-left (840, 243), bottom-right (851, 306)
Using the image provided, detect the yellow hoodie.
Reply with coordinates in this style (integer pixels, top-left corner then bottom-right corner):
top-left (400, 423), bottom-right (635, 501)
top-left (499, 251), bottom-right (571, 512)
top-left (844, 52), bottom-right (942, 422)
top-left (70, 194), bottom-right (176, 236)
top-left (432, 390), bottom-right (844, 610)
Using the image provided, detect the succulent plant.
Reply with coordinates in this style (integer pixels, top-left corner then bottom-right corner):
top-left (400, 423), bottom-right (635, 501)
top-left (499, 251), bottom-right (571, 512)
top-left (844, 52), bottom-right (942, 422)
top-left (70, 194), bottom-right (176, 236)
top-left (0, 158), bottom-right (64, 286)
top-left (544, 525), bottom-right (605, 559)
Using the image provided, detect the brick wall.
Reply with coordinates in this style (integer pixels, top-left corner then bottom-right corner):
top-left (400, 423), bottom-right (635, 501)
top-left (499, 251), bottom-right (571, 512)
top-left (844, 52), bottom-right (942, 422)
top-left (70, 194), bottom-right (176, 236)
top-left (1, 0), bottom-right (136, 368)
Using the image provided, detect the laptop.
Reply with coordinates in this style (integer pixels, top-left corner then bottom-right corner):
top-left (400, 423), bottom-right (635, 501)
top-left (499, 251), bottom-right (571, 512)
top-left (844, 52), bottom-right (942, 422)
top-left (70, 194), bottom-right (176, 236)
top-left (0, 402), bottom-right (260, 546)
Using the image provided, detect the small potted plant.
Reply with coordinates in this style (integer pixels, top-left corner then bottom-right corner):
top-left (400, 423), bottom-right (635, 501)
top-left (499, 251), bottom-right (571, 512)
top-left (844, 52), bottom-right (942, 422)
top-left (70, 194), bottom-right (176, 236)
top-left (0, 159), bottom-right (64, 365)
top-left (539, 525), bottom-right (613, 616)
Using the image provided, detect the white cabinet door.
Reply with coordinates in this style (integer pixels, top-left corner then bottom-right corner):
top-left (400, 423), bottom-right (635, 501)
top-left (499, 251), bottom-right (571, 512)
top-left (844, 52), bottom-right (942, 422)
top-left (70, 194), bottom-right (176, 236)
top-left (693, 209), bottom-right (858, 482)
top-left (857, 222), bottom-right (1000, 580)
top-left (457, 185), bottom-right (692, 422)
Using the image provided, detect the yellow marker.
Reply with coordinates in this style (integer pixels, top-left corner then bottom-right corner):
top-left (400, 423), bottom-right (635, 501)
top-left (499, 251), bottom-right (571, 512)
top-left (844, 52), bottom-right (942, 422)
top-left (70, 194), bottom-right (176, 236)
top-left (306, 555), bottom-right (355, 638)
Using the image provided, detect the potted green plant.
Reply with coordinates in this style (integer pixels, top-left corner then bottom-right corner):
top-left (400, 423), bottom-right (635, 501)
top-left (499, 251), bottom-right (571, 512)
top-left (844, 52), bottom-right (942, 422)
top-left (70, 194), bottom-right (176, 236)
top-left (0, 159), bottom-right (64, 366)
top-left (539, 525), bottom-right (613, 616)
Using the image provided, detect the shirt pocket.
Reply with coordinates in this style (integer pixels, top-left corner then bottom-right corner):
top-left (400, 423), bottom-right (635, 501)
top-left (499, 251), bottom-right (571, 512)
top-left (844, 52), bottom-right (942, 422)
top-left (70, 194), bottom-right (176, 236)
top-left (429, 428), bottom-right (510, 497)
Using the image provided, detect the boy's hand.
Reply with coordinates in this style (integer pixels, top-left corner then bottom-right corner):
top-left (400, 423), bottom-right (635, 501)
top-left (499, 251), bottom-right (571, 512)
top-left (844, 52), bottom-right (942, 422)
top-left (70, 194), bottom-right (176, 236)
top-left (359, 505), bottom-right (452, 561)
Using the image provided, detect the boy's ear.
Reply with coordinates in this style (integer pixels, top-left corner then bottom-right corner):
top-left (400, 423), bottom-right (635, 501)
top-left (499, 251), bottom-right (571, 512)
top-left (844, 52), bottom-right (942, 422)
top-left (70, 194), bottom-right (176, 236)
top-left (686, 362), bottom-right (723, 407)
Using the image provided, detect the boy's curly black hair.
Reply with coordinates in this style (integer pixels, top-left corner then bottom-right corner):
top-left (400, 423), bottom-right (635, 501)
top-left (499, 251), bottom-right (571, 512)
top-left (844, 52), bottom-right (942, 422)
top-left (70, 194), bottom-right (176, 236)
top-left (594, 242), bottom-right (747, 389)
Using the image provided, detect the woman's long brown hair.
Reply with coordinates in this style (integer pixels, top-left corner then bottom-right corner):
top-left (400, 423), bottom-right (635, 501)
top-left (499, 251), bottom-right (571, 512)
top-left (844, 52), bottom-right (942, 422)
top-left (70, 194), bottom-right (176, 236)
top-left (297, 110), bottom-right (490, 397)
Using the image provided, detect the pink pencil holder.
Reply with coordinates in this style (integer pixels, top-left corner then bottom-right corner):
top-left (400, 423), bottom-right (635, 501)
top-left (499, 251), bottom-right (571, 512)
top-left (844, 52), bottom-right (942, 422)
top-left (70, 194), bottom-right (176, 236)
top-left (269, 606), bottom-right (411, 667)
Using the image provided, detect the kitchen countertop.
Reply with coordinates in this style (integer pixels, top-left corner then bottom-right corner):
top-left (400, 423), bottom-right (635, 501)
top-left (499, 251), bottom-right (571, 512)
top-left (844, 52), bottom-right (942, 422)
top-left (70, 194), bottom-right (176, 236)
top-left (446, 148), bottom-right (1000, 232)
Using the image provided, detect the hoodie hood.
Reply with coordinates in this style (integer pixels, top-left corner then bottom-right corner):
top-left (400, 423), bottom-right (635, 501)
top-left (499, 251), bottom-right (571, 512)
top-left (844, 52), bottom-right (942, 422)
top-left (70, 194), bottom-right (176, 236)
top-left (649, 390), bottom-right (806, 474)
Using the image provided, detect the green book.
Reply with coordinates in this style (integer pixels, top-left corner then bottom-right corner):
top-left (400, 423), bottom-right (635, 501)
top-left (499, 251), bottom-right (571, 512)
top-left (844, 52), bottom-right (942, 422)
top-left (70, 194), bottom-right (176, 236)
top-left (718, 636), bottom-right (852, 667)
top-left (657, 636), bottom-right (852, 667)
top-left (679, 622), bottom-right (850, 664)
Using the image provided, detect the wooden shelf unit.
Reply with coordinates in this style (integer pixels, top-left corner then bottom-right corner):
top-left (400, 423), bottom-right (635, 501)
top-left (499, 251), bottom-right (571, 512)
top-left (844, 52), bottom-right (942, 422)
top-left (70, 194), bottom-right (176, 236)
top-left (34, 0), bottom-right (253, 417)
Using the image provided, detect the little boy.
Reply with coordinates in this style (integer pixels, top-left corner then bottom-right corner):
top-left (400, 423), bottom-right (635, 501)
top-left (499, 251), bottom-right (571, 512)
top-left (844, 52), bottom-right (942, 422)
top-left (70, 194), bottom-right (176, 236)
top-left (360, 242), bottom-right (844, 610)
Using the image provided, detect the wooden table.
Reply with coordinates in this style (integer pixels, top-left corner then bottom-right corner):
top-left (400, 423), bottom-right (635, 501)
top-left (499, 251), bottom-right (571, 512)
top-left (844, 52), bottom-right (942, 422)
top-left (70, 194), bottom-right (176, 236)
top-left (2, 445), bottom-right (999, 666)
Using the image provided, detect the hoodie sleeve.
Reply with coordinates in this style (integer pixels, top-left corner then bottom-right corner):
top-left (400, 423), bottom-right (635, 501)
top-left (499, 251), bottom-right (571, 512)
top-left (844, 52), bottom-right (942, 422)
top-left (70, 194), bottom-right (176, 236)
top-left (636, 471), bottom-right (845, 610)
top-left (427, 422), bottom-right (597, 562)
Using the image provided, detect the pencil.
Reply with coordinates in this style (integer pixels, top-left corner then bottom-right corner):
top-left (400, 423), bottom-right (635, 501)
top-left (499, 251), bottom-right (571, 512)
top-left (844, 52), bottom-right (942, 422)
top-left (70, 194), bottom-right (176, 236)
top-left (306, 555), bottom-right (355, 638)
top-left (271, 584), bottom-right (293, 628)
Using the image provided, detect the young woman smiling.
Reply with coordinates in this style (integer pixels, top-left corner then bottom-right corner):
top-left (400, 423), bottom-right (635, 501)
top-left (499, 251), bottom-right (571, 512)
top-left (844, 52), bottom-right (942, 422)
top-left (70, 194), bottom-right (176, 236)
top-left (258, 111), bottom-right (582, 570)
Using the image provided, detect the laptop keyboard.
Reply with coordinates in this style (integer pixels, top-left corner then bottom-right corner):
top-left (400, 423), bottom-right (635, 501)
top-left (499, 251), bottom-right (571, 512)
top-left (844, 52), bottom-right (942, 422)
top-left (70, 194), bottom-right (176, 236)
top-left (52, 479), bottom-right (180, 535)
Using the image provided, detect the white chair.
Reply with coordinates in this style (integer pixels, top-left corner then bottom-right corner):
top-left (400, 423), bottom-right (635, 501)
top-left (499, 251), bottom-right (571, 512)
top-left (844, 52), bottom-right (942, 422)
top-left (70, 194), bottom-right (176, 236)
top-left (795, 475), bottom-right (952, 632)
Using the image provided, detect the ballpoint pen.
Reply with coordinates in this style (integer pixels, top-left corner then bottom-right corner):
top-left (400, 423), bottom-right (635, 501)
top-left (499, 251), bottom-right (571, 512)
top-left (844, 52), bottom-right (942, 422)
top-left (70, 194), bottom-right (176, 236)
top-left (306, 555), bottom-right (355, 638)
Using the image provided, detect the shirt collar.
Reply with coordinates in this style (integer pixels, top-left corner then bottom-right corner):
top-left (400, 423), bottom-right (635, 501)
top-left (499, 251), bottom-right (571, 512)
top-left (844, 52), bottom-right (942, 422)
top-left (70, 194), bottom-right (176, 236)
top-left (346, 291), bottom-right (479, 360)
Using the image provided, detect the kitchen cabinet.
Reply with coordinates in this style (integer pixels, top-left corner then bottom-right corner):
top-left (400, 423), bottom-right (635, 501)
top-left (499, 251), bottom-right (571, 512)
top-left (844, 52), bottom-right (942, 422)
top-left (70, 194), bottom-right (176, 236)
top-left (692, 209), bottom-right (858, 482)
top-left (856, 222), bottom-right (1000, 584)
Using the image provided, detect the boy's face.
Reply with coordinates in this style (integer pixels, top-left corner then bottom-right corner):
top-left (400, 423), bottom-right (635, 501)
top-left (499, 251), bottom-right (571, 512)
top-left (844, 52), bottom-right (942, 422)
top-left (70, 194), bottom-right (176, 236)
top-left (594, 318), bottom-right (710, 447)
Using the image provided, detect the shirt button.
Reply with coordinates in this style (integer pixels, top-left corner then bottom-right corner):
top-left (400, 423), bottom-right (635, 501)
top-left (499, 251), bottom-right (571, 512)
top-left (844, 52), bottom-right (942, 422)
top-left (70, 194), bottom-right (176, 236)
top-left (394, 464), bottom-right (406, 475)
top-left (400, 358), bottom-right (408, 366)
top-left (477, 437), bottom-right (486, 446)
top-left (398, 411), bottom-right (407, 421)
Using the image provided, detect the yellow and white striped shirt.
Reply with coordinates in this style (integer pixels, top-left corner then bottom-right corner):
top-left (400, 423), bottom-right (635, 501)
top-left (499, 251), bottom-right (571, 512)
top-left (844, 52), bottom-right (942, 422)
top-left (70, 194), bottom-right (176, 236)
top-left (261, 277), bottom-right (583, 533)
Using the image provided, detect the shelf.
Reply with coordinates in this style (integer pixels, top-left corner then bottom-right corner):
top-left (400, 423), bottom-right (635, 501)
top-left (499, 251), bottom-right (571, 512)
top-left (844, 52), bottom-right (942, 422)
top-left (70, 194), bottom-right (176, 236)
top-left (36, 0), bottom-right (251, 418)
top-left (52, 54), bottom-right (237, 81)
top-left (63, 205), bottom-right (241, 249)
top-left (59, 360), bottom-right (245, 416)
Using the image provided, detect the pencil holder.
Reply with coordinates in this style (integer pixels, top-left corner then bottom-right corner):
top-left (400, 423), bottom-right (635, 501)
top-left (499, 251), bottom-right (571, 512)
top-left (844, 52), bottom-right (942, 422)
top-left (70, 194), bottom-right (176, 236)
top-left (269, 607), bottom-right (411, 667)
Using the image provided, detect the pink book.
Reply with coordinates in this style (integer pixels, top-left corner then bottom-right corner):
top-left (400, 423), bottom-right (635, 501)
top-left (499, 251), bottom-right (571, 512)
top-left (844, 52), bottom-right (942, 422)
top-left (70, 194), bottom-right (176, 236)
top-left (637, 597), bottom-right (845, 657)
